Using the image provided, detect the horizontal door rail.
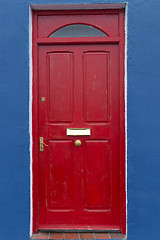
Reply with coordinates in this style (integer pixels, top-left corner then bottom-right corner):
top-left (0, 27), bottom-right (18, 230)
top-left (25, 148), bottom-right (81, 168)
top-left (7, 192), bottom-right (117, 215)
top-left (36, 37), bottom-right (120, 44)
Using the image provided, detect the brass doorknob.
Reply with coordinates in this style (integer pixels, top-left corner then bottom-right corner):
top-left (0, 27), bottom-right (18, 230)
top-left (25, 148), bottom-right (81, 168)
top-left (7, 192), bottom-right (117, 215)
top-left (75, 140), bottom-right (81, 147)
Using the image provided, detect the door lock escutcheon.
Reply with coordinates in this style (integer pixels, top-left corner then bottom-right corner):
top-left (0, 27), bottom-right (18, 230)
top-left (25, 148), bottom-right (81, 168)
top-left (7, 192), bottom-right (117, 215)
top-left (41, 97), bottom-right (46, 102)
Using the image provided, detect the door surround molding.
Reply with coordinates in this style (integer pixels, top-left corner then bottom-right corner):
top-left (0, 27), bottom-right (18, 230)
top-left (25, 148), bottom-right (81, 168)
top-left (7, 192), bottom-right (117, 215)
top-left (30, 4), bottom-right (127, 235)
top-left (30, 3), bottom-right (126, 10)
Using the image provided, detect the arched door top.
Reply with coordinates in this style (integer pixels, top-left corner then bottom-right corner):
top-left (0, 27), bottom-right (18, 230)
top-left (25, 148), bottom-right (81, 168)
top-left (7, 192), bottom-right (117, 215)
top-left (36, 10), bottom-right (120, 38)
top-left (49, 24), bottom-right (108, 37)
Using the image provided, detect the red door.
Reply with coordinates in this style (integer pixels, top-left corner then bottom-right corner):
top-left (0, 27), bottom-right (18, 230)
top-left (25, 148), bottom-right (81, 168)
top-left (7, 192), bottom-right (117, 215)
top-left (33, 7), bottom-right (126, 233)
top-left (38, 43), bottom-right (120, 230)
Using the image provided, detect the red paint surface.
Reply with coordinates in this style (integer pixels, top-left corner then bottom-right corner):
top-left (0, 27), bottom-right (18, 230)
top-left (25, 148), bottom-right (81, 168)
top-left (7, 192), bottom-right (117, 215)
top-left (32, 7), bottom-right (126, 233)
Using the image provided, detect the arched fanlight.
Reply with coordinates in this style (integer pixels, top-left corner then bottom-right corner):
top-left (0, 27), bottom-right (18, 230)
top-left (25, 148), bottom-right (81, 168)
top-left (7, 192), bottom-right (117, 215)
top-left (49, 24), bottom-right (107, 38)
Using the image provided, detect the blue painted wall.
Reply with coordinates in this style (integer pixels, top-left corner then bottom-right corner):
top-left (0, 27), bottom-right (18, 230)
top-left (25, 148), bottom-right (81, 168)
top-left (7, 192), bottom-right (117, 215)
top-left (0, 0), bottom-right (160, 239)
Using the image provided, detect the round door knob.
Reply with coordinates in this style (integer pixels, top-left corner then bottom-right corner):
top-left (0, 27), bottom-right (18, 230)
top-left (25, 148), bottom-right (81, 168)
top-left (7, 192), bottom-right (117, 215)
top-left (75, 140), bottom-right (81, 147)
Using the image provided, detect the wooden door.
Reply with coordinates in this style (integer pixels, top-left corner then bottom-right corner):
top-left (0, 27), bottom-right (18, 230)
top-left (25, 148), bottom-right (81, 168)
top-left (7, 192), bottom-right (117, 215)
top-left (32, 7), bottom-right (126, 233)
top-left (38, 43), bottom-right (120, 230)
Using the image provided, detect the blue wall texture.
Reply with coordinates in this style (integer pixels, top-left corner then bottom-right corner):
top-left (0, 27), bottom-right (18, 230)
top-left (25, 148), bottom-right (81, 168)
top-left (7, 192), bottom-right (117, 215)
top-left (0, 0), bottom-right (160, 239)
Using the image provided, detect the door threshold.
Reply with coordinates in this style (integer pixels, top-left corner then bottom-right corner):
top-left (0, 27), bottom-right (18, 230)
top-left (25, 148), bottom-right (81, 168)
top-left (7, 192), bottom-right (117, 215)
top-left (39, 229), bottom-right (121, 233)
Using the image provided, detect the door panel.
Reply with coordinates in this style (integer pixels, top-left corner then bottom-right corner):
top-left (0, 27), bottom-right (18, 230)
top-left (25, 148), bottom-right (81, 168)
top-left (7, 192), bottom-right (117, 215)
top-left (84, 140), bottom-right (110, 210)
top-left (49, 52), bottom-right (73, 122)
top-left (38, 44), bottom-right (120, 230)
top-left (47, 140), bottom-right (74, 210)
top-left (84, 52), bottom-right (109, 122)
